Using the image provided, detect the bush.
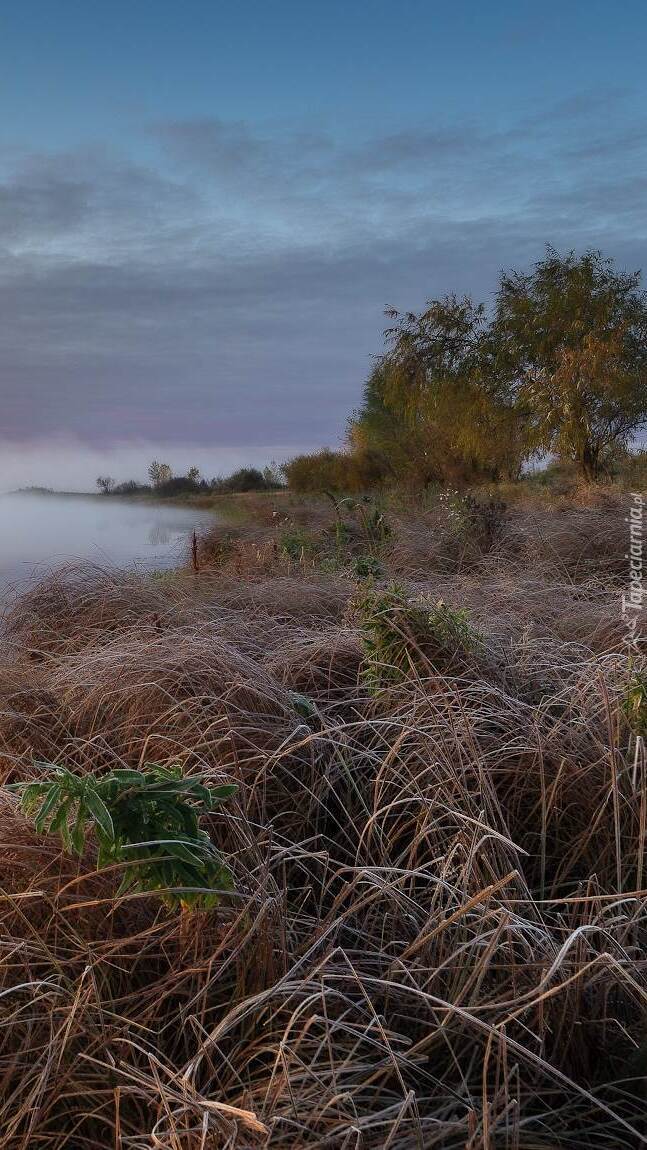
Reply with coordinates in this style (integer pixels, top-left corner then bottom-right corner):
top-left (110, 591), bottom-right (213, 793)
top-left (615, 447), bottom-right (647, 490)
top-left (283, 449), bottom-right (350, 493)
top-left (284, 448), bottom-right (388, 494)
top-left (157, 475), bottom-right (202, 496)
top-left (212, 467), bottom-right (274, 493)
top-left (112, 479), bottom-right (152, 495)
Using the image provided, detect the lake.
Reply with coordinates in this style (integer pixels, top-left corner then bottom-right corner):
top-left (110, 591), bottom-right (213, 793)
top-left (0, 494), bottom-right (213, 596)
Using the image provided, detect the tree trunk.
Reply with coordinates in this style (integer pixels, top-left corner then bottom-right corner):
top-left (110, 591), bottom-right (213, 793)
top-left (579, 442), bottom-right (601, 482)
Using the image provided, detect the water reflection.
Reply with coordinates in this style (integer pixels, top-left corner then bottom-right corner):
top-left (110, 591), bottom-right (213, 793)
top-left (148, 523), bottom-right (172, 546)
top-left (0, 493), bottom-right (214, 594)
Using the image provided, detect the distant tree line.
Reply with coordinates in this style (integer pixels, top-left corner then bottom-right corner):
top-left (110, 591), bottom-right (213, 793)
top-left (286, 249), bottom-right (647, 490)
top-left (97, 462), bottom-right (284, 497)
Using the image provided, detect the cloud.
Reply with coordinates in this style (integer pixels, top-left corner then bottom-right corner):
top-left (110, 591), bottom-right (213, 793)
top-left (0, 167), bottom-right (90, 241)
top-left (1, 93), bottom-right (646, 469)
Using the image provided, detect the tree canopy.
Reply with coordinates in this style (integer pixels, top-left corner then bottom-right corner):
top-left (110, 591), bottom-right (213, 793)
top-left (491, 248), bottom-right (647, 479)
top-left (349, 295), bottom-right (526, 486)
top-left (341, 249), bottom-right (647, 488)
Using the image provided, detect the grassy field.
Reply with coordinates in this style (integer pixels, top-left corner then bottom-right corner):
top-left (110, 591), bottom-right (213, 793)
top-left (0, 482), bottom-right (645, 1148)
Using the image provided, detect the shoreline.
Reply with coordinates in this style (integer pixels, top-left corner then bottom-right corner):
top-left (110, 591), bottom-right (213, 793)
top-left (7, 487), bottom-right (289, 516)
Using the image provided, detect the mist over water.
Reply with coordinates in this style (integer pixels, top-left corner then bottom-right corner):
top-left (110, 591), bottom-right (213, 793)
top-left (0, 494), bottom-right (213, 596)
top-left (0, 439), bottom-right (299, 495)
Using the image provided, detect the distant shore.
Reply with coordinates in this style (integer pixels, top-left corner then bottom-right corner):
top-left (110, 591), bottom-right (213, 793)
top-left (9, 485), bottom-right (291, 521)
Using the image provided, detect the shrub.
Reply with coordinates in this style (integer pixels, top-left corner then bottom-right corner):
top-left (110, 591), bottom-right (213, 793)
top-left (616, 447), bottom-right (647, 491)
top-left (284, 449), bottom-right (347, 493)
top-left (112, 479), bottom-right (152, 495)
top-left (463, 493), bottom-right (507, 547)
top-left (157, 475), bottom-right (202, 496)
top-left (212, 467), bottom-right (273, 493)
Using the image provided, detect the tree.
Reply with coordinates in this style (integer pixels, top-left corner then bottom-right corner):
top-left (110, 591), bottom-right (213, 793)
top-left (148, 460), bottom-right (173, 488)
top-left (187, 466), bottom-right (200, 483)
top-left (491, 248), bottom-right (647, 480)
top-left (262, 461), bottom-right (285, 489)
top-left (96, 476), bottom-right (115, 495)
top-left (348, 363), bottom-right (412, 482)
top-left (350, 297), bottom-right (526, 484)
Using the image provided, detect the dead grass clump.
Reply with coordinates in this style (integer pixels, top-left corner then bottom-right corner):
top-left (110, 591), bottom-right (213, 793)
top-left (211, 534), bottom-right (283, 579)
top-left (429, 570), bottom-right (631, 655)
top-left (210, 573), bottom-right (353, 624)
top-left (0, 788), bottom-right (284, 1148)
top-left (264, 626), bottom-right (363, 699)
top-left (493, 498), bottom-right (629, 580)
top-left (382, 507), bottom-right (480, 577)
top-left (2, 563), bottom-right (192, 657)
top-left (198, 687), bottom-right (647, 1148)
top-left (0, 623), bottom-right (308, 782)
top-left (38, 628), bottom-right (304, 775)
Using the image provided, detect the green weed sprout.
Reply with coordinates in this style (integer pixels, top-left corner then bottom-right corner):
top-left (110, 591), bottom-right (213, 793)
top-left (353, 554), bottom-right (384, 580)
top-left (623, 671), bottom-right (647, 738)
top-left (10, 763), bottom-right (237, 910)
top-left (279, 527), bottom-right (315, 561)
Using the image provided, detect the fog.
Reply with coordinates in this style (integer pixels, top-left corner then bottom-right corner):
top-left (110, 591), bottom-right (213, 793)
top-left (0, 493), bottom-right (214, 595)
top-left (0, 438), bottom-right (309, 495)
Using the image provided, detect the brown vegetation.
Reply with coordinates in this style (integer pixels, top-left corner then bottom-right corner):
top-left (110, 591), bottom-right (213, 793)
top-left (0, 487), bottom-right (645, 1147)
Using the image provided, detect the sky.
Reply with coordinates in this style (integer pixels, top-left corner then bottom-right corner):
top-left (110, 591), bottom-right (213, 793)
top-left (1, 0), bottom-right (647, 487)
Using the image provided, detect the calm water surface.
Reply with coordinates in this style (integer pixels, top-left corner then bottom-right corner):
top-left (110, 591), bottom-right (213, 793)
top-left (0, 494), bottom-right (214, 596)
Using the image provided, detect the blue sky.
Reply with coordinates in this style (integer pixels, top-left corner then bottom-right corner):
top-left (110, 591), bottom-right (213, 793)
top-left (1, 0), bottom-right (647, 482)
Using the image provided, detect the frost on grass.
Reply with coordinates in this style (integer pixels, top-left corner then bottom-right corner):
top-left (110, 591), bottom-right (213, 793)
top-left (0, 491), bottom-right (645, 1148)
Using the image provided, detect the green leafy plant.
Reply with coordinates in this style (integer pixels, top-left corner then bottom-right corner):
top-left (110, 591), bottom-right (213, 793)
top-left (10, 763), bottom-right (237, 909)
top-left (428, 599), bottom-right (483, 654)
top-left (356, 584), bottom-right (483, 692)
top-left (279, 527), bottom-right (315, 561)
top-left (355, 584), bottom-right (435, 692)
top-left (288, 691), bottom-right (318, 719)
top-left (353, 554), bottom-right (384, 580)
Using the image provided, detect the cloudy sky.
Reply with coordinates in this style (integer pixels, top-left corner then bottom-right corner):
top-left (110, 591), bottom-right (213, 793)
top-left (2, 0), bottom-right (647, 487)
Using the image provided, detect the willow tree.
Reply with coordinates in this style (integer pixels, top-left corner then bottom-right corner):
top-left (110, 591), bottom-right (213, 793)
top-left (491, 249), bottom-right (647, 480)
top-left (350, 296), bottom-right (526, 484)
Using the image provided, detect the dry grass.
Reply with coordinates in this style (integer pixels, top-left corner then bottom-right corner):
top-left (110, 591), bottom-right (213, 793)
top-left (0, 491), bottom-right (645, 1147)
